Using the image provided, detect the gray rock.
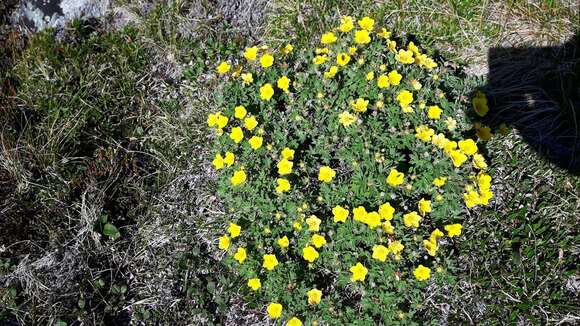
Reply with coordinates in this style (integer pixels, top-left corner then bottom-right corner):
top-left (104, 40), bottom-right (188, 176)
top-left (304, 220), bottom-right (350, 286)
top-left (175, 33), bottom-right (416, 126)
top-left (11, 0), bottom-right (110, 30)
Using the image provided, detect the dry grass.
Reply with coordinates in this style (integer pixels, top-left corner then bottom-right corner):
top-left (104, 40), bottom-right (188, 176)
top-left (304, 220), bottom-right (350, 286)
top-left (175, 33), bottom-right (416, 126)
top-left (1, 0), bottom-right (271, 324)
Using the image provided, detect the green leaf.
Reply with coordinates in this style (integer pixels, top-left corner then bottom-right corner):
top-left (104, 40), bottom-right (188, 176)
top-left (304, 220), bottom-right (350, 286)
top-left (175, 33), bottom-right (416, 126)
top-left (103, 223), bottom-right (120, 240)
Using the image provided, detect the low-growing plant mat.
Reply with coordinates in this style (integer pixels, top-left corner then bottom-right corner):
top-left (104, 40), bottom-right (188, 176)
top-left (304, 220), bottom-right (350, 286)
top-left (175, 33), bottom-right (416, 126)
top-left (208, 15), bottom-right (496, 324)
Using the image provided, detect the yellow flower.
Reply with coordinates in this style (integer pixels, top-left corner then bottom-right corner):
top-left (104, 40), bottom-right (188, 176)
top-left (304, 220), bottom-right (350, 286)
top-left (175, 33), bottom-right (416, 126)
top-left (216, 114), bottom-right (228, 128)
top-left (229, 127), bottom-right (244, 144)
top-left (247, 278), bottom-right (261, 290)
top-left (313, 55), bottom-right (328, 65)
top-left (348, 46), bottom-right (357, 55)
top-left (416, 54), bottom-right (438, 69)
top-left (364, 211), bottom-right (381, 228)
top-left (430, 228), bottom-right (444, 242)
top-left (431, 133), bottom-right (446, 148)
top-left (234, 105), bottom-right (247, 119)
top-left (389, 241), bottom-right (404, 260)
top-left (387, 39), bottom-right (397, 51)
top-left (241, 72), bottom-right (253, 85)
top-left (445, 223), bottom-right (462, 237)
top-left (423, 239), bottom-right (437, 256)
top-left (267, 303), bottom-right (283, 319)
top-left (418, 198), bottom-right (432, 216)
top-left (354, 30), bottom-right (371, 44)
top-left (378, 202), bottom-right (395, 220)
top-left (263, 254), bottom-right (279, 270)
top-left (358, 16), bottom-right (375, 31)
top-left (449, 150), bottom-right (468, 167)
top-left (282, 43), bottom-right (294, 54)
top-left (382, 221), bottom-right (395, 234)
top-left (388, 70), bottom-right (403, 85)
top-left (372, 245), bottom-right (389, 262)
top-left (332, 205), bottom-right (349, 223)
top-left (243, 116), bottom-right (258, 130)
top-left (353, 206), bottom-right (367, 223)
top-left (315, 47), bottom-right (330, 55)
top-left (475, 122), bottom-right (492, 141)
top-left (366, 71), bottom-right (375, 80)
top-left (324, 65), bottom-right (339, 79)
top-left (305, 215), bottom-right (321, 231)
top-left (311, 234), bottom-right (327, 248)
top-left (293, 221), bottom-right (302, 230)
top-left (321, 32), bottom-right (337, 44)
top-left (207, 112), bottom-right (218, 127)
top-left (260, 54), bottom-right (274, 68)
top-left (275, 178), bottom-right (291, 193)
top-left (216, 62), bottom-right (230, 74)
top-left (480, 189), bottom-right (493, 205)
top-left (218, 235), bottom-right (230, 250)
top-left (338, 111), bottom-right (357, 127)
top-left (445, 117), bottom-right (457, 131)
top-left (230, 169), bottom-right (247, 186)
top-left (260, 83), bottom-right (275, 101)
top-left (386, 168), bottom-right (404, 186)
top-left (472, 153), bottom-right (488, 169)
top-left (350, 262), bottom-right (368, 282)
top-left (415, 125), bottom-right (435, 142)
top-left (228, 223), bottom-right (241, 238)
top-left (427, 105), bottom-right (443, 120)
top-left (287, 317), bottom-right (302, 326)
top-left (223, 152), bottom-right (235, 166)
top-left (411, 79), bottom-right (422, 90)
top-left (318, 166), bottom-right (336, 183)
top-left (281, 147), bottom-right (295, 160)
top-left (396, 90), bottom-right (413, 108)
top-left (277, 76), bottom-right (291, 93)
top-left (458, 139), bottom-right (478, 156)
top-left (432, 177), bottom-right (447, 187)
top-left (307, 288), bottom-right (323, 305)
top-left (302, 246), bottom-right (320, 262)
top-left (444, 140), bottom-right (458, 153)
top-left (414, 264), bottom-right (431, 281)
top-left (464, 189), bottom-right (481, 208)
top-left (377, 74), bottom-right (390, 89)
top-left (234, 247), bottom-right (247, 263)
top-left (277, 159), bottom-right (293, 175)
top-left (395, 49), bottom-right (414, 64)
top-left (244, 46), bottom-right (258, 61)
top-left (207, 112), bottom-right (228, 128)
top-left (248, 136), bottom-right (263, 150)
top-left (336, 53), bottom-right (351, 66)
top-left (477, 172), bottom-right (492, 190)
top-left (407, 41), bottom-right (420, 55)
top-left (376, 100), bottom-right (384, 109)
top-left (403, 211), bottom-right (421, 228)
top-left (277, 235), bottom-right (290, 248)
top-left (212, 153), bottom-right (224, 170)
top-left (472, 91), bottom-right (489, 117)
top-left (377, 27), bottom-right (391, 38)
top-left (339, 16), bottom-right (354, 32)
top-left (351, 98), bottom-right (369, 112)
